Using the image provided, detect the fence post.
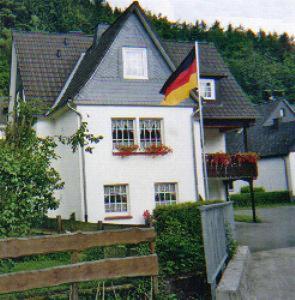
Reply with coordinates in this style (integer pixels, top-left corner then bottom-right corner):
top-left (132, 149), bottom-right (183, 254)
top-left (149, 235), bottom-right (158, 299)
top-left (70, 251), bottom-right (79, 300)
top-left (56, 215), bottom-right (62, 233)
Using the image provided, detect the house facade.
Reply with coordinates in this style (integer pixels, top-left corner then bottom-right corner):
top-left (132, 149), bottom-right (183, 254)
top-left (227, 99), bottom-right (295, 200)
top-left (9, 2), bottom-right (257, 224)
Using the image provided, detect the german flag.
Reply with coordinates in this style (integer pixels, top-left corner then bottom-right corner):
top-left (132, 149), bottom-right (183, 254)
top-left (160, 48), bottom-right (197, 105)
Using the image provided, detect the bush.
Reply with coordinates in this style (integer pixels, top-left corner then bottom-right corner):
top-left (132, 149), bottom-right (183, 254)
top-left (153, 202), bottom-right (207, 277)
top-left (231, 191), bottom-right (290, 207)
top-left (240, 186), bottom-right (265, 193)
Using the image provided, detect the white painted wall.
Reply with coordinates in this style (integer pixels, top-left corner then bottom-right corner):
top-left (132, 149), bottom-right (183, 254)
top-left (204, 128), bottom-right (226, 200)
top-left (204, 128), bottom-right (226, 153)
top-left (78, 105), bottom-right (198, 224)
top-left (35, 110), bottom-right (83, 220)
top-left (8, 43), bottom-right (17, 115)
top-left (231, 156), bottom-right (289, 194)
top-left (286, 152), bottom-right (295, 199)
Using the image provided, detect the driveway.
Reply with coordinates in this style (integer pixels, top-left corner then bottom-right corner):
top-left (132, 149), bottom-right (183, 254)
top-left (248, 247), bottom-right (295, 300)
top-left (235, 206), bottom-right (295, 252)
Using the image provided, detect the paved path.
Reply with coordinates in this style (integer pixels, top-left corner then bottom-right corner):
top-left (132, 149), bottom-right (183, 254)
top-left (248, 247), bottom-right (295, 300)
top-left (235, 206), bottom-right (295, 252)
top-left (234, 206), bottom-right (295, 299)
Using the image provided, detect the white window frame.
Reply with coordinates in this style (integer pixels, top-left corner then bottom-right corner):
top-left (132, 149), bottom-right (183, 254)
top-left (154, 183), bottom-right (177, 206)
top-left (139, 119), bottom-right (162, 149)
top-left (112, 119), bottom-right (136, 149)
top-left (200, 79), bottom-right (216, 100)
top-left (122, 47), bottom-right (148, 80)
top-left (104, 184), bottom-right (129, 214)
top-left (279, 108), bottom-right (285, 118)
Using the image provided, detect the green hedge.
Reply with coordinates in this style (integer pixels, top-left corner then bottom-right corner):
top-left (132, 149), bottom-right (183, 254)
top-left (153, 202), bottom-right (210, 277)
top-left (231, 191), bottom-right (290, 207)
top-left (240, 186), bottom-right (265, 193)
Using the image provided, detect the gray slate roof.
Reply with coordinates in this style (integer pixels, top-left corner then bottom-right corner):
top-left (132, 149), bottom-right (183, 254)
top-left (13, 2), bottom-right (256, 121)
top-left (226, 101), bottom-right (295, 157)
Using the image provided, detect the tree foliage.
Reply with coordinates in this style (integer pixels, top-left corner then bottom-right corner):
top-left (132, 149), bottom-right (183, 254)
top-left (0, 101), bottom-right (102, 237)
top-left (0, 0), bottom-right (294, 102)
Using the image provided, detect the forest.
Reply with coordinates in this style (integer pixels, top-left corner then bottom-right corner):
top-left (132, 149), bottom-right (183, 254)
top-left (0, 0), bottom-right (294, 103)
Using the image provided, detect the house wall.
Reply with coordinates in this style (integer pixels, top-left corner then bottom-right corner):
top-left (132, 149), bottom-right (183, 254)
top-left (76, 14), bottom-right (171, 104)
top-left (286, 152), bottom-right (295, 200)
top-left (204, 128), bottom-right (226, 200)
top-left (77, 105), bottom-right (198, 224)
top-left (35, 110), bottom-right (83, 220)
top-left (231, 156), bottom-right (289, 194)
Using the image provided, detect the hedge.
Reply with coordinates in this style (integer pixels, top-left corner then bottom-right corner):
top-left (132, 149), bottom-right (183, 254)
top-left (231, 191), bottom-right (290, 207)
top-left (240, 186), bottom-right (265, 193)
top-left (153, 202), bottom-right (221, 278)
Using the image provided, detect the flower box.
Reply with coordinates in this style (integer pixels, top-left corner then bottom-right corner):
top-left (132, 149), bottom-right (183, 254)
top-left (206, 152), bottom-right (258, 179)
top-left (113, 144), bottom-right (172, 157)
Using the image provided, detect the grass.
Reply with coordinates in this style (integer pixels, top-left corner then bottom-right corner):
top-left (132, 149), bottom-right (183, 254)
top-left (234, 214), bottom-right (262, 223)
top-left (233, 202), bottom-right (295, 210)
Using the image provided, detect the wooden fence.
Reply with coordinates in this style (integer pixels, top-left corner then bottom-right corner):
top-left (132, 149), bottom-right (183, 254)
top-left (0, 227), bottom-right (158, 299)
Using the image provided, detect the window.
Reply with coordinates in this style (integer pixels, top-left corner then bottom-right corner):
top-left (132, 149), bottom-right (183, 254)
top-left (200, 79), bottom-right (216, 100)
top-left (155, 183), bottom-right (177, 206)
top-left (112, 119), bottom-right (135, 149)
top-left (104, 185), bottom-right (128, 213)
top-left (279, 108), bottom-right (285, 118)
top-left (122, 47), bottom-right (148, 79)
top-left (139, 119), bottom-right (162, 148)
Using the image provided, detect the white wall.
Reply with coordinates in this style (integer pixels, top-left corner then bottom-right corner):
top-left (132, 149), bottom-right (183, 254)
top-left (286, 152), bottom-right (295, 199)
top-left (204, 128), bottom-right (226, 200)
top-left (231, 156), bottom-right (289, 194)
top-left (78, 105), bottom-right (198, 224)
top-left (204, 128), bottom-right (226, 153)
top-left (35, 110), bottom-right (83, 220)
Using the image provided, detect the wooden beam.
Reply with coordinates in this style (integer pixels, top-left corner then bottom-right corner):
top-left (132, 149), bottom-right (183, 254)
top-left (0, 228), bottom-right (156, 259)
top-left (0, 255), bottom-right (158, 294)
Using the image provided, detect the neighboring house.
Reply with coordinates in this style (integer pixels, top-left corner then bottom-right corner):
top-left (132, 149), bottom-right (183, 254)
top-left (227, 99), bottom-right (295, 199)
top-left (9, 2), bottom-right (256, 224)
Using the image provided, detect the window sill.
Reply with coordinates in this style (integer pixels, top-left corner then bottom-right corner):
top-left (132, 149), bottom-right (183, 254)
top-left (104, 215), bottom-right (133, 220)
top-left (113, 151), bottom-right (171, 157)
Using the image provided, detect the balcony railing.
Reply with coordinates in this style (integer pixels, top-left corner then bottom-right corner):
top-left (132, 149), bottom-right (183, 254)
top-left (206, 153), bottom-right (258, 179)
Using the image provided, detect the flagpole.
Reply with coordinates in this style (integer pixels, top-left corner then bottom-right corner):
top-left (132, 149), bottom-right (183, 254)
top-left (195, 41), bottom-right (209, 200)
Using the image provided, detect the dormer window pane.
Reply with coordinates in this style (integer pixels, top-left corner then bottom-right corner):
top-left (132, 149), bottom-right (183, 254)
top-left (122, 47), bottom-right (148, 79)
top-left (200, 79), bottom-right (216, 100)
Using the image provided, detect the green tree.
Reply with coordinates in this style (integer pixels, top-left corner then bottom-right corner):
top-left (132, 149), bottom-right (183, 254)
top-left (0, 101), bottom-right (102, 237)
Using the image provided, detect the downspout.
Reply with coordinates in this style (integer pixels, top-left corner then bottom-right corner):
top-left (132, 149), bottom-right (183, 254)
top-left (191, 109), bottom-right (200, 201)
top-left (67, 101), bottom-right (88, 222)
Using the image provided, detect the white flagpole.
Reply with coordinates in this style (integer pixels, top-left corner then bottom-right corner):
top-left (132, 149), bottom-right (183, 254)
top-left (195, 41), bottom-right (209, 200)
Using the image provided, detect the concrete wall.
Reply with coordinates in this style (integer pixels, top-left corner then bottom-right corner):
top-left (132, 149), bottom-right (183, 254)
top-left (231, 156), bottom-right (289, 194)
top-left (78, 105), bottom-right (198, 224)
top-left (35, 109), bottom-right (83, 220)
top-left (286, 152), bottom-right (295, 199)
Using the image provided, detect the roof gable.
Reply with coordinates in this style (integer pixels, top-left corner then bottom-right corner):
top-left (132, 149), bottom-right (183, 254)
top-left (55, 1), bottom-right (176, 110)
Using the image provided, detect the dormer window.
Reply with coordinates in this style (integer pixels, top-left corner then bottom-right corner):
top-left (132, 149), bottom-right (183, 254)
top-left (200, 79), bottom-right (216, 100)
top-left (122, 47), bottom-right (148, 80)
top-left (279, 108), bottom-right (285, 118)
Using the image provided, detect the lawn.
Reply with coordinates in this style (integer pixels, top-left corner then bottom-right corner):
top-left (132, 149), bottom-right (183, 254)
top-left (234, 214), bottom-right (262, 223)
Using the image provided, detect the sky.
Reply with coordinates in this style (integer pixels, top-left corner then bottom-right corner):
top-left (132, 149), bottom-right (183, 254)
top-left (107, 0), bottom-right (295, 36)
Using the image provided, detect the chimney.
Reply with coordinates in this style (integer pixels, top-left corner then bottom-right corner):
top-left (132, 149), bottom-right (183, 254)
top-left (93, 23), bottom-right (110, 47)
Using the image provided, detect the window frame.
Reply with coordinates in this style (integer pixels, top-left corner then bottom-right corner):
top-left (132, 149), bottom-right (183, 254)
top-left (122, 47), bottom-right (148, 80)
top-left (154, 182), bottom-right (178, 206)
top-left (200, 78), bottom-right (216, 100)
top-left (111, 118), bottom-right (136, 150)
top-left (139, 118), bottom-right (163, 150)
top-left (104, 184), bottom-right (129, 214)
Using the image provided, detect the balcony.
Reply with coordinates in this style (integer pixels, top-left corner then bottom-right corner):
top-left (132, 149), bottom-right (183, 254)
top-left (206, 153), bottom-right (258, 179)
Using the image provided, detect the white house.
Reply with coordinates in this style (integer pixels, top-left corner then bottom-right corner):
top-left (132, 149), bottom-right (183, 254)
top-left (227, 99), bottom-right (295, 200)
top-left (9, 2), bottom-right (257, 224)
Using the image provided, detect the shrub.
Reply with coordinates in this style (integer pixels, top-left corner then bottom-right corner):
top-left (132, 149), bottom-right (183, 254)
top-left (231, 191), bottom-right (290, 207)
top-left (240, 186), bottom-right (265, 193)
top-left (153, 202), bottom-right (206, 277)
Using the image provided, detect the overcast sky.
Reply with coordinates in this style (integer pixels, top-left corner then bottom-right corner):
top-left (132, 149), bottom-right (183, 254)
top-left (108, 0), bottom-right (295, 36)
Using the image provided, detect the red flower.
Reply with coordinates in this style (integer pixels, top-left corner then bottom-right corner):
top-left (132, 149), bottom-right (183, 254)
top-left (144, 144), bottom-right (172, 155)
